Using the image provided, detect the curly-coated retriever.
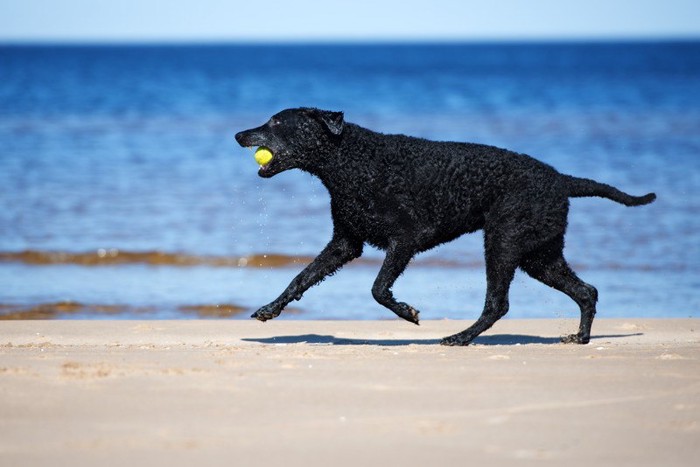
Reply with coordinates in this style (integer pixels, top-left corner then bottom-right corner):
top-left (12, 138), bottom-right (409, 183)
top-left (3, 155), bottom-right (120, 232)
top-left (235, 107), bottom-right (656, 346)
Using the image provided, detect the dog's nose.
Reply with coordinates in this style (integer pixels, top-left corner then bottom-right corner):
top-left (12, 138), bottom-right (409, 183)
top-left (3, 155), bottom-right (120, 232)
top-left (235, 132), bottom-right (245, 145)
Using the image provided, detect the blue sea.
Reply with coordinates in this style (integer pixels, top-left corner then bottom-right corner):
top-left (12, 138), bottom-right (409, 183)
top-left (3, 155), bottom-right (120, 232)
top-left (0, 42), bottom-right (698, 320)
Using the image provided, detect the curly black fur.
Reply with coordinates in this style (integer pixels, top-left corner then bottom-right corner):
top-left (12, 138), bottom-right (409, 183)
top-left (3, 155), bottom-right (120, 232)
top-left (235, 108), bottom-right (656, 346)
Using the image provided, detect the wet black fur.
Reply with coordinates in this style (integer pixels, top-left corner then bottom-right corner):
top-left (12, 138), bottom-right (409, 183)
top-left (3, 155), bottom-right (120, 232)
top-left (235, 108), bottom-right (656, 346)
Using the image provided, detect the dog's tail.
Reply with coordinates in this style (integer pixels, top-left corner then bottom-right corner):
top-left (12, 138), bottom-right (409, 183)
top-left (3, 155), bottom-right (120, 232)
top-left (564, 175), bottom-right (656, 206)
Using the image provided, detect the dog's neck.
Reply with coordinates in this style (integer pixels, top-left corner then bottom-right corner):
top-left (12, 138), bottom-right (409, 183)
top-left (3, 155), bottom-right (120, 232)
top-left (304, 123), bottom-right (378, 197)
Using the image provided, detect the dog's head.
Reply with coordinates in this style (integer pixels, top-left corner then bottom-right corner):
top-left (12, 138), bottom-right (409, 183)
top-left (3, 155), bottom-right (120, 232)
top-left (235, 107), bottom-right (344, 178)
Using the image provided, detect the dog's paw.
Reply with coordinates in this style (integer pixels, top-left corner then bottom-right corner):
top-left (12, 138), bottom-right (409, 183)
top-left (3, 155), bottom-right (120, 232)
top-left (395, 302), bottom-right (420, 325)
top-left (560, 333), bottom-right (590, 344)
top-left (251, 304), bottom-right (281, 322)
top-left (440, 333), bottom-right (474, 346)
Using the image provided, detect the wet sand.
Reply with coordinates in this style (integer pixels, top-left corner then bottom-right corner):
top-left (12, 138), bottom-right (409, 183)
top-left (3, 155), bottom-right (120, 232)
top-left (1, 319), bottom-right (698, 466)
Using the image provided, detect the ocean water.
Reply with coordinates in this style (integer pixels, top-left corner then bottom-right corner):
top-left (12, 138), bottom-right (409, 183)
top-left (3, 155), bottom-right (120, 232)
top-left (0, 42), bottom-right (698, 320)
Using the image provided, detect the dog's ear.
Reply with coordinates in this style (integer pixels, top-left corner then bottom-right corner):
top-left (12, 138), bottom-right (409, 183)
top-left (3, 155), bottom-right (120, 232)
top-left (315, 110), bottom-right (344, 136)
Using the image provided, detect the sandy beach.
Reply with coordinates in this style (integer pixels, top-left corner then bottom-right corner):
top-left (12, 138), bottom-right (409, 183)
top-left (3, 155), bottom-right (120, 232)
top-left (1, 318), bottom-right (698, 466)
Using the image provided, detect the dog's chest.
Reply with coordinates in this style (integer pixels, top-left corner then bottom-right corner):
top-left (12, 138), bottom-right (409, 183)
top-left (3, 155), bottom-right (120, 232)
top-left (329, 186), bottom-right (421, 248)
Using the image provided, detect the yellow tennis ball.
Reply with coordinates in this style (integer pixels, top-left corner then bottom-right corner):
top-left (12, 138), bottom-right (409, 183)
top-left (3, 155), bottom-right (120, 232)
top-left (254, 147), bottom-right (273, 166)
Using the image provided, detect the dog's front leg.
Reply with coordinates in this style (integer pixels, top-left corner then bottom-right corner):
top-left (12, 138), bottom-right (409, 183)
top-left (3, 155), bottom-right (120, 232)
top-left (371, 243), bottom-right (420, 325)
top-left (251, 233), bottom-right (363, 321)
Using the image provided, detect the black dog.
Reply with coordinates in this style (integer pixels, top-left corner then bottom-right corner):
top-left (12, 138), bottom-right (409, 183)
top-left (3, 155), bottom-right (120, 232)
top-left (235, 108), bottom-right (655, 346)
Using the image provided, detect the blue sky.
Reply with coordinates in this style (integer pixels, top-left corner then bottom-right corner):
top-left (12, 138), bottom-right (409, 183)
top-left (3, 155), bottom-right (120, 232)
top-left (1, 0), bottom-right (699, 42)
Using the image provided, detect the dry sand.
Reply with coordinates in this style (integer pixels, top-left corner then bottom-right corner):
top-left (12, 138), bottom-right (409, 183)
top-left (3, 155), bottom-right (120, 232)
top-left (1, 319), bottom-right (698, 466)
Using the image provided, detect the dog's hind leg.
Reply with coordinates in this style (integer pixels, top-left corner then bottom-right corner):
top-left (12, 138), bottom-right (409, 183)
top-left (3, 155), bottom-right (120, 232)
top-left (371, 244), bottom-right (420, 325)
top-left (441, 236), bottom-right (519, 346)
top-left (520, 236), bottom-right (598, 344)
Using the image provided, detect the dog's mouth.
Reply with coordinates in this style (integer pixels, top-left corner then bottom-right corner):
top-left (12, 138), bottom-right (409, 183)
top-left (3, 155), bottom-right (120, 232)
top-left (254, 146), bottom-right (274, 166)
top-left (258, 163), bottom-right (273, 177)
top-left (254, 147), bottom-right (277, 178)
top-left (235, 130), bottom-right (282, 177)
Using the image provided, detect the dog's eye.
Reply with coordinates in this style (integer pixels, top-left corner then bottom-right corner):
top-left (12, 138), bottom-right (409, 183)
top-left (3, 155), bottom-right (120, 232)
top-left (270, 118), bottom-right (281, 126)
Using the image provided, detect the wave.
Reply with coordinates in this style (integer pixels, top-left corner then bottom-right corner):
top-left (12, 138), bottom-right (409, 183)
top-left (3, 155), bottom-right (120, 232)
top-left (0, 249), bottom-right (689, 272)
top-left (0, 249), bottom-right (316, 268)
top-left (0, 249), bottom-right (470, 269)
top-left (0, 301), bottom-right (249, 320)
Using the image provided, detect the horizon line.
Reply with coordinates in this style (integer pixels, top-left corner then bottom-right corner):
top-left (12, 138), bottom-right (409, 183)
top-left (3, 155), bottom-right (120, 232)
top-left (2, 35), bottom-right (699, 47)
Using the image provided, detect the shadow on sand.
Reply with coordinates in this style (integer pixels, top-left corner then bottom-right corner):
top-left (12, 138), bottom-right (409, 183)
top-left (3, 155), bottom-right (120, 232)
top-left (242, 333), bottom-right (643, 346)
